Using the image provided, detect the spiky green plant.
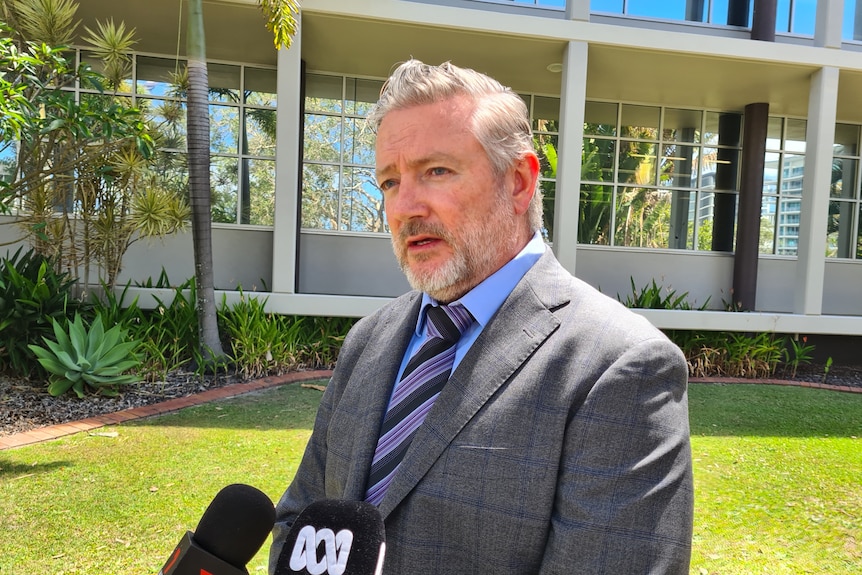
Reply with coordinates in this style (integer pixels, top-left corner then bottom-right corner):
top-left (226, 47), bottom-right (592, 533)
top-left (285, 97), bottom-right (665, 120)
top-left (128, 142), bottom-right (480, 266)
top-left (28, 312), bottom-right (142, 397)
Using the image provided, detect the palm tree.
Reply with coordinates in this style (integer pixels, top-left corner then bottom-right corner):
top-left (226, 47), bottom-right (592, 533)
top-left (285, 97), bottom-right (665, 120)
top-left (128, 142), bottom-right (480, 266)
top-left (184, 0), bottom-right (299, 366)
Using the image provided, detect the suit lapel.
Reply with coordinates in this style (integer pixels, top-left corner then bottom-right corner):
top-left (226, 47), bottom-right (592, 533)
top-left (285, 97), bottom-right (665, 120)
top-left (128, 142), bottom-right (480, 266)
top-left (338, 294), bottom-right (422, 501)
top-left (378, 252), bottom-right (569, 517)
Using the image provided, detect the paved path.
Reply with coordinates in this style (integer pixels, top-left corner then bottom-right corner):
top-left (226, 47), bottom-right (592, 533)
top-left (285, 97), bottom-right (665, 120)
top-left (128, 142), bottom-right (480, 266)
top-left (2, 371), bottom-right (859, 451)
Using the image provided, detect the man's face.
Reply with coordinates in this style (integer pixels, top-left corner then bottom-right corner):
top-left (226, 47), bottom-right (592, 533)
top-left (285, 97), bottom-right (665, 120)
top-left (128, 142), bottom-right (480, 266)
top-left (375, 96), bottom-right (530, 303)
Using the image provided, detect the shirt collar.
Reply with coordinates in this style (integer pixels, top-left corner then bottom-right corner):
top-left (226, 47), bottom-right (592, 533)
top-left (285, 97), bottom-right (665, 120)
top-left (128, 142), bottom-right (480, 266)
top-left (415, 231), bottom-right (546, 336)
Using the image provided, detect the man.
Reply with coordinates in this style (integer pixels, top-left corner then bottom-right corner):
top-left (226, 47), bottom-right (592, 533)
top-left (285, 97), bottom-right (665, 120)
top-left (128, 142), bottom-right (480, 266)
top-left (270, 60), bottom-right (693, 574)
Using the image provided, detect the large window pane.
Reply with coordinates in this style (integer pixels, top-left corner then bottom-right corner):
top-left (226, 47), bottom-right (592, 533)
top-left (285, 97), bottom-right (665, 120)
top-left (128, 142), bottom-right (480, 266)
top-left (584, 101), bottom-right (617, 136)
top-left (763, 151), bottom-right (780, 193)
top-left (827, 200), bottom-right (857, 258)
top-left (614, 187), bottom-right (673, 248)
top-left (579, 184), bottom-right (612, 245)
top-left (831, 158), bottom-right (857, 199)
top-left (760, 196), bottom-right (778, 254)
top-left (82, 50), bottom-right (132, 93)
top-left (302, 164), bottom-right (339, 230)
top-left (210, 104), bottom-right (239, 154)
top-left (305, 74), bottom-right (343, 113)
top-left (150, 151), bottom-right (187, 197)
top-left (660, 143), bottom-right (699, 187)
top-left (536, 134), bottom-right (559, 177)
top-left (345, 78), bottom-right (384, 116)
top-left (626, 0), bottom-right (707, 22)
top-left (208, 63), bottom-right (240, 103)
top-left (766, 116), bottom-right (784, 150)
top-left (345, 118), bottom-right (375, 166)
top-left (781, 154), bottom-right (804, 195)
top-left (790, 0), bottom-right (816, 35)
top-left (0, 140), bottom-right (16, 184)
top-left (582, 138), bottom-right (615, 182)
top-left (621, 104), bottom-right (660, 137)
top-left (776, 196), bottom-right (801, 255)
top-left (136, 56), bottom-right (181, 98)
top-left (776, 0), bottom-right (792, 32)
top-left (591, 0), bottom-right (623, 13)
top-left (211, 156), bottom-right (239, 223)
top-left (618, 141), bottom-right (657, 185)
top-left (244, 109), bottom-right (276, 156)
top-left (140, 98), bottom-right (186, 151)
top-left (834, 123), bottom-right (859, 155)
top-left (785, 118), bottom-right (807, 152)
top-left (532, 96), bottom-right (560, 128)
top-left (663, 109), bottom-right (702, 143)
top-left (303, 114), bottom-right (342, 162)
top-left (245, 68), bottom-right (277, 107)
top-left (341, 167), bottom-right (385, 232)
top-left (243, 158), bottom-right (275, 226)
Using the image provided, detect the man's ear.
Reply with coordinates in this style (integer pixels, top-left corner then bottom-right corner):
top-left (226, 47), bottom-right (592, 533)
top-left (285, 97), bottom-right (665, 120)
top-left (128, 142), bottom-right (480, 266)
top-left (511, 152), bottom-right (541, 215)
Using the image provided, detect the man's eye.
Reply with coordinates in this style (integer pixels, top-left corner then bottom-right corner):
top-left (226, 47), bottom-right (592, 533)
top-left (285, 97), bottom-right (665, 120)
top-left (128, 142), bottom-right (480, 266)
top-left (379, 179), bottom-right (397, 191)
top-left (429, 167), bottom-right (449, 177)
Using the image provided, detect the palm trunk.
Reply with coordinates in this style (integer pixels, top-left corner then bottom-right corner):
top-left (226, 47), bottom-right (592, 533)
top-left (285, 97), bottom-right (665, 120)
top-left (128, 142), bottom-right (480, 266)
top-left (186, 0), bottom-right (225, 363)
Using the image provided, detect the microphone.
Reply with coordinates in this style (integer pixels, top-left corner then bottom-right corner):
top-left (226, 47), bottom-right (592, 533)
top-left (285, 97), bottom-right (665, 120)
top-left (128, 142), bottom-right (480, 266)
top-left (159, 483), bottom-right (276, 575)
top-left (273, 500), bottom-right (386, 575)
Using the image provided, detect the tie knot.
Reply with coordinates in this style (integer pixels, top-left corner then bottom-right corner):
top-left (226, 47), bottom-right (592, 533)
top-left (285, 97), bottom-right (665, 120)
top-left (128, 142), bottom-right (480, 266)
top-left (425, 304), bottom-right (473, 344)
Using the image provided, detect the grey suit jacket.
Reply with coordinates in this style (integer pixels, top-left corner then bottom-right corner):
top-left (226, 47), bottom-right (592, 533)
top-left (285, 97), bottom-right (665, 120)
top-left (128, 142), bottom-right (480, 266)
top-left (270, 250), bottom-right (693, 574)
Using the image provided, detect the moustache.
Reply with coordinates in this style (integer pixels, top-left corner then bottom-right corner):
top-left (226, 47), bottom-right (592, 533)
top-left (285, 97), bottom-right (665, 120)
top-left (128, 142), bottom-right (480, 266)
top-left (396, 221), bottom-right (453, 245)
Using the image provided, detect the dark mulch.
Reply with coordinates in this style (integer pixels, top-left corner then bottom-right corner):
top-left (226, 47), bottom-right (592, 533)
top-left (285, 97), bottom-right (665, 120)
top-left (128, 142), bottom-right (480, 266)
top-left (0, 370), bottom-right (249, 438)
top-left (1, 363), bottom-right (860, 439)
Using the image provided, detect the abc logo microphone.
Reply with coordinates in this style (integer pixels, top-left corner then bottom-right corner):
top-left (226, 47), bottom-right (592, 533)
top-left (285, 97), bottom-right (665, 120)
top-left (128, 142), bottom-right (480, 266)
top-left (274, 500), bottom-right (386, 575)
top-left (158, 483), bottom-right (276, 575)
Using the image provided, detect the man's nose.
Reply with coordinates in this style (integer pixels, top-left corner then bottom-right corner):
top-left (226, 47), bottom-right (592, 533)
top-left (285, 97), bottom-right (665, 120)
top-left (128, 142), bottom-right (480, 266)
top-left (385, 176), bottom-right (429, 222)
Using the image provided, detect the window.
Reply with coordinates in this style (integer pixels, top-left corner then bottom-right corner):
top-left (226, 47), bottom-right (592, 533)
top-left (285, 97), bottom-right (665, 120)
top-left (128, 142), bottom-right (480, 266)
top-left (300, 74), bottom-right (562, 236)
top-left (580, 102), bottom-right (742, 251)
top-left (78, 52), bottom-right (277, 226)
top-left (761, 117), bottom-right (806, 255)
top-left (301, 74), bottom-right (385, 233)
top-left (828, 123), bottom-right (862, 259)
top-left (523, 94), bottom-right (561, 239)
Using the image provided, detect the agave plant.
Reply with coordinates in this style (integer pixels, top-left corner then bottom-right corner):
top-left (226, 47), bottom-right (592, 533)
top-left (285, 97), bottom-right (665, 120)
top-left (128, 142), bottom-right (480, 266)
top-left (28, 313), bottom-right (142, 397)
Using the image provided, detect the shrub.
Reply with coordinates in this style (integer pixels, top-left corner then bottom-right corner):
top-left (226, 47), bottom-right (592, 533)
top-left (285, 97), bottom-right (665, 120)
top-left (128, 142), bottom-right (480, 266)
top-left (28, 313), bottom-right (142, 397)
top-left (0, 247), bottom-right (77, 376)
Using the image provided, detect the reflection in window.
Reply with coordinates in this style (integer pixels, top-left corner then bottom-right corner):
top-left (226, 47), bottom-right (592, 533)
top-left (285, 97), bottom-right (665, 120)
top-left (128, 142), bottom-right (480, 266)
top-left (590, 0), bottom-right (820, 35)
top-left (581, 102), bottom-right (741, 251)
top-left (828, 123), bottom-right (862, 258)
top-left (762, 117), bottom-right (807, 255)
top-left (302, 74), bottom-right (385, 233)
top-left (525, 94), bottom-right (561, 240)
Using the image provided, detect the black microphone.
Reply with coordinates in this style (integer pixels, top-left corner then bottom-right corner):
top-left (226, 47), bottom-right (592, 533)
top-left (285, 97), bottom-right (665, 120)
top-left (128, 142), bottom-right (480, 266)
top-left (273, 500), bottom-right (386, 575)
top-left (159, 483), bottom-right (276, 575)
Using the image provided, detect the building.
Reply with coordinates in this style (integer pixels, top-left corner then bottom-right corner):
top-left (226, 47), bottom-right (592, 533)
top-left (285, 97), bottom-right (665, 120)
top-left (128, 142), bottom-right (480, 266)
top-left (4, 0), bottom-right (862, 337)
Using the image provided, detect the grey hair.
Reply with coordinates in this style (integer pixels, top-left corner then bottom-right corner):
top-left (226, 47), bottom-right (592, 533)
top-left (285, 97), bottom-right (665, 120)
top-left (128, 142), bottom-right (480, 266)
top-left (368, 59), bottom-right (543, 233)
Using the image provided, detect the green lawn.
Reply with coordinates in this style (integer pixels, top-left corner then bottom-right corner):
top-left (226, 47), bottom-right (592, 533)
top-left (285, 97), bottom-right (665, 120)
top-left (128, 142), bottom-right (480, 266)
top-left (1, 382), bottom-right (860, 574)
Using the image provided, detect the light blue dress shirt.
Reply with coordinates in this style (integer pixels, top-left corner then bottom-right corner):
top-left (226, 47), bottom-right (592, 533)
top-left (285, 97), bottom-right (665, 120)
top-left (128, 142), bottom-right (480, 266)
top-left (393, 231), bottom-right (547, 386)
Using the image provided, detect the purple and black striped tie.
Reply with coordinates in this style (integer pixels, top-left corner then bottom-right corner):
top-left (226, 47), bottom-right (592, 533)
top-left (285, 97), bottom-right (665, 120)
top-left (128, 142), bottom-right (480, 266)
top-left (364, 303), bottom-right (473, 506)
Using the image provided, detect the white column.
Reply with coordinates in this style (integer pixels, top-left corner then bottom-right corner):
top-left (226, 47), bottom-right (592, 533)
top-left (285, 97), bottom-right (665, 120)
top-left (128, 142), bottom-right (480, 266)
top-left (552, 41), bottom-right (588, 274)
top-left (271, 14), bottom-right (303, 294)
top-left (794, 66), bottom-right (839, 315)
top-left (815, 0), bottom-right (844, 48)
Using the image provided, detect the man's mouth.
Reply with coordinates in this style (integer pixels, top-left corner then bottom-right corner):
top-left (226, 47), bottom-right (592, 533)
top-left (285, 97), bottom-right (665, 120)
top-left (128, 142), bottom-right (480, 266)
top-left (410, 236), bottom-right (437, 247)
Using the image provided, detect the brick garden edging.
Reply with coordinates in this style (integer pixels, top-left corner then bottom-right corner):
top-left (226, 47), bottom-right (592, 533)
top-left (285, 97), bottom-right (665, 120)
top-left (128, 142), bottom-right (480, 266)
top-left (2, 371), bottom-right (859, 451)
top-left (0, 370), bottom-right (333, 451)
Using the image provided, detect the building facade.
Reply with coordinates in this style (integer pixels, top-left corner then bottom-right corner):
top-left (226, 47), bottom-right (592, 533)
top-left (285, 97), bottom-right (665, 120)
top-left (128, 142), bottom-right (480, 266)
top-left (4, 0), bottom-right (862, 335)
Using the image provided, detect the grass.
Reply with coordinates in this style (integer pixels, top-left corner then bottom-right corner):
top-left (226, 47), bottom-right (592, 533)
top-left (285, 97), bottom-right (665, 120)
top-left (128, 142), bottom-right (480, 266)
top-left (1, 382), bottom-right (860, 574)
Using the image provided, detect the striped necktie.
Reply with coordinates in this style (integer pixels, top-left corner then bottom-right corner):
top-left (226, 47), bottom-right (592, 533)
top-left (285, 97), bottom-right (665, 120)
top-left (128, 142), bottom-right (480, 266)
top-left (364, 303), bottom-right (473, 506)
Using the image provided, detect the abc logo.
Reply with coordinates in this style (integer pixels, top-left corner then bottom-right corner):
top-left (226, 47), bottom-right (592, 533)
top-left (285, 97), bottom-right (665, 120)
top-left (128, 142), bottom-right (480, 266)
top-left (288, 526), bottom-right (354, 575)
